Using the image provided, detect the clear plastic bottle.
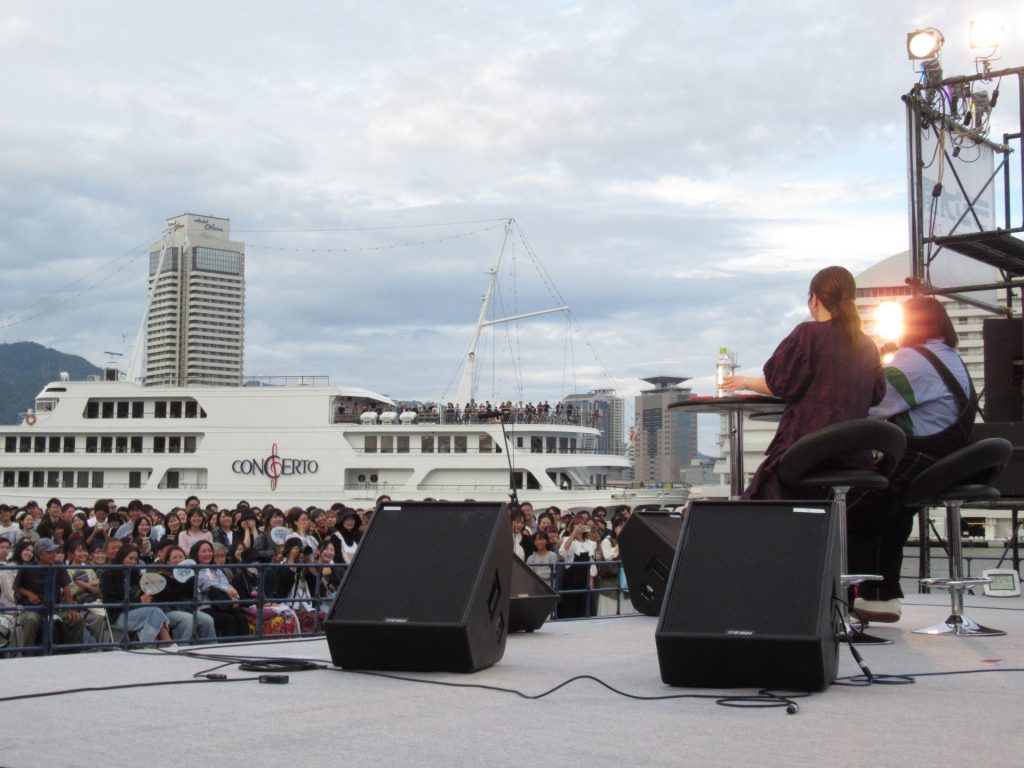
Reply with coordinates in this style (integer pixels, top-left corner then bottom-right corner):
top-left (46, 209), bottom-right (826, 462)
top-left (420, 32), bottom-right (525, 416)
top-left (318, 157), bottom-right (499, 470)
top-left (715, 347), bottom-right (735, 397)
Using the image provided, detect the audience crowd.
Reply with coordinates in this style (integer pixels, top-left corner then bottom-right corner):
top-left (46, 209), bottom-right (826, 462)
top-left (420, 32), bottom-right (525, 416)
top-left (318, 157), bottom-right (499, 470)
top-left (0, 494), bottom-right (631, 654)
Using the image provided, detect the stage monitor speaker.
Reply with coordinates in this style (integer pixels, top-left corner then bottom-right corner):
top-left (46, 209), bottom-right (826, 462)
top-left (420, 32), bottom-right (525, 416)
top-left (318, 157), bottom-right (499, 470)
top-left (509, 557), bottom-right (559, 632)
top-left (618, 510), bottom-right (685, 616)
top-left (656, 500), bottom-right (840, 692)
top-left (325, 501), bottom-right (511, 673)
top-left (983, 318), bottom-right (1024, 422)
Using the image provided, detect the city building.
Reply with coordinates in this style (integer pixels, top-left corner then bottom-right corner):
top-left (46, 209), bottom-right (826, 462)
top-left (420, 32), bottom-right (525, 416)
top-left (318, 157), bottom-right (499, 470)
top-left (633, 376), bottom-right (698, 485)
top-left (563, 388), bottom-right (625, 456)
top-left (144, 213), bottom-right (245, 386)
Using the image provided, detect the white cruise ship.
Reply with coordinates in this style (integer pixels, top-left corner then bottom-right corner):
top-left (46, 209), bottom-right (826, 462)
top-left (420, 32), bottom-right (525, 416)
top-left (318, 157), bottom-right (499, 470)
top-left (0, 376), bottom-right (685, 510)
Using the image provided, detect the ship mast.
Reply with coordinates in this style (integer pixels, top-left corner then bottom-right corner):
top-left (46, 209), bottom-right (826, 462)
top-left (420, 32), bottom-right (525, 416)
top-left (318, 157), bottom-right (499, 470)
top-left (453, 219), bottom-right (568, 405)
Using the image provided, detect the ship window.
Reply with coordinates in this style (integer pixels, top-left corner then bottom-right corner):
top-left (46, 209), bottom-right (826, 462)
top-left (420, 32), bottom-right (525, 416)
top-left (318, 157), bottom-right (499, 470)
top-left (454, 436), bottom-right (467, 453)
top-left (381, 435), bottom-right (393, 454)
top-left (185, 401), bottom-right (198, 418)
top-left (357, 474), bottom-right (366, 482)
top-left (102, 402), bottom-right (114, 419)
top-left (154, 437), bottom-right (165, 454)
top-left (34, 436), bottom-right (45, 453)
top-left (170, 401), bottom-right (182, 419)
top-left (421, 436), bottom-right (434, 453)
top-left (3, 471), bottom-right (14, 487)
top-left (438, 435), bottom-right (451, 453)
top-left (129, 471), bottom-right (142, 489)
top-left (5, 437), bottom-right (15, 453)
top-left (100, 436), bottom-right (113, 453)
top-left (47, 471), bottom-right (59, 488)
top-left (115, 436), bottom-right (128, 453)
top-left (64, 436), bottom-right (75, 453)
top-left (364, 436), bottom-right (377, 454)
top-left (85, 401), bottom-right (99, 419)
top-left (62, 471), bottom-right (74, 488)
top-left (92, 471), bottom-right (104, 488)
top-left (479, 435), bottom-right (493, 454)
top-left (18, 471), bottom-right (30, 488)
top-left (546, 437), bottom-right (557, 454)
top-left (570, 438), bottom-right (576, 453)
top-left (531, 437), bottom-right (542, 454)
top-left (32, 471), bottom-right (43, 487)
top-left (169, 436), bottom-right (181, 453)
top-left (164, 471), bottom-right (178, 489)
top-left (559, 437), bottom-right (568, 453)
top-left (184, 436), bottom-right (196, 453)
top-left (77, 471), bottom-right (89, 488)
top-left (86, 437), bottom-right (98, 454)
top-left (131, 437), bottom-right (142, 453)
top-left (49, 436), bottom-right (60, 453)
top-left (117, 401), bottom-right (129, 419)
top-left (396, 435), bottom-right (410, 453)
top-left (155, 402), bottom-right (167, 419)
top-left (132, 401), bottom-right (144, 418)
top-left (517, 437), bottom-right (524, 448)
top-left (19, 436), bottom-right (30, 453)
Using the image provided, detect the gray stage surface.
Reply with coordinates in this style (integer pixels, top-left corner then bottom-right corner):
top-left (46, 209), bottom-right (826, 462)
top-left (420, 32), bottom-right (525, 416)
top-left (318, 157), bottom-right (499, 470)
top-left (3, 593), bottom-right (1023, 768)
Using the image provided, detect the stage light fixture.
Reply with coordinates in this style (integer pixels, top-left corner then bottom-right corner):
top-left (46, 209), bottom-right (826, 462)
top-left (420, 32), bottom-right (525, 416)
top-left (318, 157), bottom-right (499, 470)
top-left (907, 28), bottom-right (944, 60)
top-left (969, 19), bottom-right (1003, 54)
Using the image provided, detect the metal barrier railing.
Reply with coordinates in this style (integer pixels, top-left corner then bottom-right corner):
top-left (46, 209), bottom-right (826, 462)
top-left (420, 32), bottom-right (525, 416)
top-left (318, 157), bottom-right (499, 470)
top-left (0, 559), bottom-right (634, 656)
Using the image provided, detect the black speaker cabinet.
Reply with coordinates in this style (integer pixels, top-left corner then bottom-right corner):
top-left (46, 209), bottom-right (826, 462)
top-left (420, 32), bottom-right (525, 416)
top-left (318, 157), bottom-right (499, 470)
top-left (326, 501), bottom-right (511, 673)
top-left (656, 500), bottom-right (840, 692)
top-left (618, 510), bottom-right (685, 616)
top-left (983, 318), bottom-right (1024, 422)
top-left (509, 557), bottom-right (559, 632)
top-left (973, 422), bottom-right (1024, 497)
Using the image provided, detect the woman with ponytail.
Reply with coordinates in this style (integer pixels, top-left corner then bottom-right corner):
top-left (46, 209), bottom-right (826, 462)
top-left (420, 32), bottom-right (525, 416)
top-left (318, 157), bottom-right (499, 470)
top-left (722, 265), bottom-right (885, 499)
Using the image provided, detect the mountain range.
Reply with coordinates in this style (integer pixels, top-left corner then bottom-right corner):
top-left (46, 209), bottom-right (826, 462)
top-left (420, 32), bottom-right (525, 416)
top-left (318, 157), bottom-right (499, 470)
top-left (0, 342), bottom-right (101, 424)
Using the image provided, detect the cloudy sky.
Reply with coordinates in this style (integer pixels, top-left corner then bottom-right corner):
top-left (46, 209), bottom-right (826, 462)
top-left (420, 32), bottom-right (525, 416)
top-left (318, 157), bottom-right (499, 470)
top-left (1, 1), bottom-right (1021, 452)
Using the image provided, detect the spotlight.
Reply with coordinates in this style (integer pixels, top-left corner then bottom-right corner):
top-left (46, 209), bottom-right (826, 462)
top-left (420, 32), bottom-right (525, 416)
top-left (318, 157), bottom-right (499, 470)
top-left (907, 28), bottom-right (944, 60)
top-left (875, 302), bottom-right (904, 342)
top-left (969, 19), bottom-right (1003, 53)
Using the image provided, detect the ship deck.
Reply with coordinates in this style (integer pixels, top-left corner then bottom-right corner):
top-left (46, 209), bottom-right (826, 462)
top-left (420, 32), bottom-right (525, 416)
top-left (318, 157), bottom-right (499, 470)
top-left (3, 591), bottom-right (1023, 768)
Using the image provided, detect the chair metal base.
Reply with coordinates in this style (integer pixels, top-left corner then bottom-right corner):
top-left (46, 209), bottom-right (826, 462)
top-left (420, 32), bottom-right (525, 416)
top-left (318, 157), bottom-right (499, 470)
top-left (843, 614), bottom-right (894, 645)
top-left (913, 613), bottom-right (1005, 637)
top-left (914, 577), bottom-right (1004, 637)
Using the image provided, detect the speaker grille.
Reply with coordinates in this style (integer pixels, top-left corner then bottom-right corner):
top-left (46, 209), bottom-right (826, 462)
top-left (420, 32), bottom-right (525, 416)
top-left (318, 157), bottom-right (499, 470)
top-left (333, 503), bottom-right (505, 624)
top-left (660, 502), bottom-right (830, 637)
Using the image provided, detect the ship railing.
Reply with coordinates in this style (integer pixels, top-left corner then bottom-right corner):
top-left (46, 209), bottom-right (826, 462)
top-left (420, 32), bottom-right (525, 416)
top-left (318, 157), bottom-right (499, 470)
top-left (336, 410), bottom-right (601, 427)
top-left (0, 559), bottom-right (635, 656)
top-left (243, 375), bottom-right (331, 387)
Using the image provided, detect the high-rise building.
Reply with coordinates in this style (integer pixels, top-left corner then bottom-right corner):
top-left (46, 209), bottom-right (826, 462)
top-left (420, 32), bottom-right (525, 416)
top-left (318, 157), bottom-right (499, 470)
top-left (633, 376), bottom-right (698, 484)
top-left (564, 388), bottom-right (625, 456)
top-left (144, 213), bottom-right (245, 386)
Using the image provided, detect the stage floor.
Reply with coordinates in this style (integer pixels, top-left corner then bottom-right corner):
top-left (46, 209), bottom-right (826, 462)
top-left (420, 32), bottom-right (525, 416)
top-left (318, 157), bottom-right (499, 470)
top-left (3, 592), bottom-right (1023, 768)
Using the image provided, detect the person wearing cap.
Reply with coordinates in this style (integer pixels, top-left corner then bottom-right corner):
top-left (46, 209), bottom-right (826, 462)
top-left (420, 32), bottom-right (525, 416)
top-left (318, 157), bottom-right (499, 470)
top-left (13, 538), bottom-right (86, 650)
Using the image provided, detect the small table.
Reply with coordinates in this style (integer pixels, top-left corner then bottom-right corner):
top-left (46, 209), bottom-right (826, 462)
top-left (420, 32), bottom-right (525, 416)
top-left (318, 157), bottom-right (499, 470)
top-left (669, 395), bottom-right (786, 497)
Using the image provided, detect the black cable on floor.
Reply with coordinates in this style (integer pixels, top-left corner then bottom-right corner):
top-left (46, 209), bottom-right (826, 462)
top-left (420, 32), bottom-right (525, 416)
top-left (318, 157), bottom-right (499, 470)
top-left (333, 668), bottom-right (809, 714)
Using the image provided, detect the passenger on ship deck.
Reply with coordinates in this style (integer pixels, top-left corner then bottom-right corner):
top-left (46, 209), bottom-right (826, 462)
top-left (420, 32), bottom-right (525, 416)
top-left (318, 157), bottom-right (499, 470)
top-left (721, 265), bottom-right (885, 500)
top-left (847, 297), bottom-right (977, 623)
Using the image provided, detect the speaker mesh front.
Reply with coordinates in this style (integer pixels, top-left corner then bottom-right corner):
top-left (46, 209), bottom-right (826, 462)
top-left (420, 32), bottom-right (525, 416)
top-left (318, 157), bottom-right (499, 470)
top-left (660, 502), bottom-right (830, 636)
top-left (333, 503), bottom-right (504, 624)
